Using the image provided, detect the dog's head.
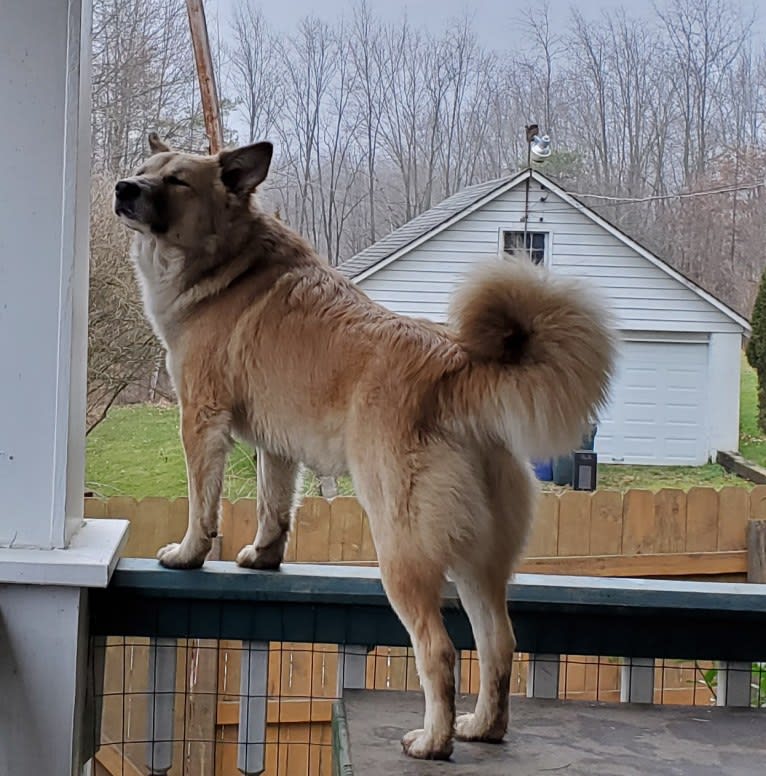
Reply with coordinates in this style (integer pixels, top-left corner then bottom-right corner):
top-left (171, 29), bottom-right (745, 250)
top-left (114, 133), bottom-right (273, 247)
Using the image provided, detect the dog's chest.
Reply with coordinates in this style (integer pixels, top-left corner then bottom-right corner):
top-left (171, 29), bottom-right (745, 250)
top-left (131, 238), bottom-right (184, 347)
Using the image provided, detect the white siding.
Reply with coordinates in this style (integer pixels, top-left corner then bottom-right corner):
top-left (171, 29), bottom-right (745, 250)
top-left (707, 333), bottom-right (742, 454)
top-left (358, 183), bottom-right (741, 333)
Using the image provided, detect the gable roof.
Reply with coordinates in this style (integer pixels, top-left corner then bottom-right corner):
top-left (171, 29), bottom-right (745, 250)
top-left (337, 175), bottom-right (520, 280)
top-left (337, 169), bottom-right (750, 332)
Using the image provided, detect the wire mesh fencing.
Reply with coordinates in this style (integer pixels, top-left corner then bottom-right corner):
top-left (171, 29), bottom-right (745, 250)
top-left (91, 637), bottom-right (764, 776)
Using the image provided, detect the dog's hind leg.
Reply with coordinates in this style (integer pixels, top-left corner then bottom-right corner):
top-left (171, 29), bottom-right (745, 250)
top-left (236, 450), bottom-right (301, 570)
top-left (451, 567), bottom-right (515, 741)
top-left (452, 450), bottom-right (535, 742)
top-left (376, 547), bottom-right (456, 760)
top-left (157, 408), bottom-right (233, 569)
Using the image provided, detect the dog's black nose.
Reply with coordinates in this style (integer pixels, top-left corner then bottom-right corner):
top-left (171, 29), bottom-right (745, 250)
top-left (115, 180), bottom-right (140, 200)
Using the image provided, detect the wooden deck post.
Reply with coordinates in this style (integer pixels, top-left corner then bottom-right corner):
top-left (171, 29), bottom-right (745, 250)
top-left (336, 645), bottom-right (368, 694)
top-left (747, 519), bottom-right (766, 584)
top-left (526, 654), bottom-right (560, 699)
top-left (716, 662), bottom-right (752, 707)
top-left (146, 638), bottom-right (177, 775)
top-left (717, 517), bottom-right (766, 707)
top-left (238, 641), bottom-right (269, 776)
top-left (620, 658), bottom-right (655, 704)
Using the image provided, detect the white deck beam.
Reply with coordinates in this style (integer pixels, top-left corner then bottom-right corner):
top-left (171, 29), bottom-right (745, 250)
top-left (0, 2), bottom-right (126, 773)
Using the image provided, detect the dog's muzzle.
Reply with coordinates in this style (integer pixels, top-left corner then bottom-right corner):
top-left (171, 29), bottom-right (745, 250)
top-left (114, 179), bottom-right (141, 218)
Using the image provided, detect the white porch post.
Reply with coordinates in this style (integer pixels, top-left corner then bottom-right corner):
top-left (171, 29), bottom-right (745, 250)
top-left (0, 1), bottom-right (128, 774)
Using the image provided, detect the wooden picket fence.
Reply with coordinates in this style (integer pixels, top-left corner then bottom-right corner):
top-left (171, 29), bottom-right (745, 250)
top-left (87, 487), bottom-right (760, 776)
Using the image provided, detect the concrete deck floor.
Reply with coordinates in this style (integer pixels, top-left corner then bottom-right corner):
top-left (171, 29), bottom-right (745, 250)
top-left (339, 690), bottom-right (766, 775)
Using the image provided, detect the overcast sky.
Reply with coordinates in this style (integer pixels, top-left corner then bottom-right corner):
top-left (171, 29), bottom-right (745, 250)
top-left (210, 0), bottom-right (764, 52)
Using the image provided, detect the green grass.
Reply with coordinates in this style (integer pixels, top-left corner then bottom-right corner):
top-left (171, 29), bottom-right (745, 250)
top-left (85, 403), bottom-right (353, 500)
top-left (738, 357), bottom-right (766, 466)
top-left (87, 357), bottom-right (764, 498)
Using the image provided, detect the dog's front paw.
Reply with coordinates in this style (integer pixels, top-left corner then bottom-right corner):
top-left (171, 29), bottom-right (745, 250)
top-left (157, 542), bottom-right (206, 569)
top-left (454, 712), bottom-right (506, 743)
top-left (401, 729), bottom-right (453, 760)
top-left (236, 543), bottom-right (283, 570)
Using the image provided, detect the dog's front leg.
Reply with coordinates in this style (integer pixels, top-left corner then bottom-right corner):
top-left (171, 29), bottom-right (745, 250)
top-left (236, 450), bottom-right (301, 570)
top-left (157, 408), bottom-right (232, 569)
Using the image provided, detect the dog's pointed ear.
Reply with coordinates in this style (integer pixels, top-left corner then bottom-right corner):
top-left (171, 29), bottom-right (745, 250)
top-left (148, 132), bottom-right (171, 154)
top-left (219, 142), bottom-right (273, 195)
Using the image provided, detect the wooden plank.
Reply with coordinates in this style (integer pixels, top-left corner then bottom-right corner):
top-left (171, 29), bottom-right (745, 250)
top-left (327, 499), bottom-right (346, 562)
top-left (95, 744), bottom-right (144, 776)
top-left (222, 499), bottom-right (257, 562)
top-left (217, 698), bottom-right (334, 725)
top-left (557, 491), bottom-right (591, 556)
top-left (589, 491), bottom-right (622, 555)
top-left (334, 498), bottom-right (365, 562)
top-left (85, 497), bottom-right (107, 518)
top-left (749, 486), bottom-right (766, 520)
top-left (717, 487), bottom-right (749, 550)
top-left (283, 722), bottom-right (310, 776)
top-left (622, 490), bottom-right (656, 554)
top-left (716, 450), bottom-right (766, 484)
top-left (294, 498), bottom-right (332, 562)
top-left (359, 511), bottom-right (377, 562)
top-left (185, 639), bottom-right (219, 775)
top-left (686, 488), bottom-right (719, 552)
top-left (653, 489), bottom-right (687, 553)
top-left (520, 550), bottom-right (746, 578)
top-left (747, 520), bottom-right (766, 583)
top-left (217, 499), bottom-right (234, 560)
top-left (526, 493), bottom-right (560, 557)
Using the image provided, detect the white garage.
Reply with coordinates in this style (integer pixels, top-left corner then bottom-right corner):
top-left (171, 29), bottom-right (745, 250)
top-left (597, 338), bottom-right (710, 465)
top-left (338, 169), bottom-right (750, 465)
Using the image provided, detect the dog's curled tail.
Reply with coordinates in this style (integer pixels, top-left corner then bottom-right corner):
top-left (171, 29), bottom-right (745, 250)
top-left (448, 261), bottom-right (617, 459)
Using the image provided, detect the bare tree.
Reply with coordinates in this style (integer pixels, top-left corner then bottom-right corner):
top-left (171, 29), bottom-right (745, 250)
top-left (87, 176), bottom-right (166, 432)
top-left (228, 2), bottom-right (282, 143)
top-left (657, 0), bottom-right (754, 183)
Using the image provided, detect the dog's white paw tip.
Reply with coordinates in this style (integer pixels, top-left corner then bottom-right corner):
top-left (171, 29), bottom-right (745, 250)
top-left (236, 545), bottom-right (257, 566)
top-left (454, 712), bottom-right (506, 743)
top-left (401, 729), bottom-right (452, 760)
top-left (156, 543), bottom-right (204, 569)
top-left (236, 544), bottom-right (283, 570)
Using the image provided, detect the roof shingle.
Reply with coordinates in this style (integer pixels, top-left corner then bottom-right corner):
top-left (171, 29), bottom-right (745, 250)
top-left (337, 177), bottom-right (512, 279)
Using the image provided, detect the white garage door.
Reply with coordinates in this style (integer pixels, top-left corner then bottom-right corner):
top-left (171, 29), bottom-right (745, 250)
top-left (595, 339), bottom-right (709, 465)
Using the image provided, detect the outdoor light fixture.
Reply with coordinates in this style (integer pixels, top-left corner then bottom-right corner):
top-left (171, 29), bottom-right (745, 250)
top-left (530, 134), bottom-right (552, 162)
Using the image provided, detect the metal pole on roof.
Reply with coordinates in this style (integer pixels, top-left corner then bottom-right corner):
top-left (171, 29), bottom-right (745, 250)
top-left (186, 0), bottom-right (224, 154)
top-left (523, 124), bottom-right (538, 256)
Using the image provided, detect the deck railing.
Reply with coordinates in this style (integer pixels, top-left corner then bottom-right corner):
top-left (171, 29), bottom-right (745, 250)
top-left (86, 560), bottom-right (766, 776)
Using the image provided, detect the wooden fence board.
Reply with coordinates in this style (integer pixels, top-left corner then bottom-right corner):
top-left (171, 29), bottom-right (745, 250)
top-left (522, 550), bottom-right (746, 577)
top-left (622, 490), bottom-right (656, 554)
top-left (717, 487), bottom-right (749, 550)
top-left (526, 493), bottom-right (559, 557)
top-left (557, 491), bottom-right (592, 556)
top-left (686, 488), bottom-right (719, 552)
top-left (294, 499), bottom-right (332, 562)
top-left (749, 485), bottom-right (766, 521)
top-left (654, 489), bottom-right (687, 553)
top-left (589, 491), bottom-right (623, 555)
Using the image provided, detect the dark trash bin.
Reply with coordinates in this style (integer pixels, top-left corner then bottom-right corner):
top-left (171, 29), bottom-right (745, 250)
top-left (552, 423), bottom-right (598, 486)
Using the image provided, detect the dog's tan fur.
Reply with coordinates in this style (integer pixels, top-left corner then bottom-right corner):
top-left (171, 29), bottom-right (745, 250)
top-left (115, 135), bottom-right (616, 760)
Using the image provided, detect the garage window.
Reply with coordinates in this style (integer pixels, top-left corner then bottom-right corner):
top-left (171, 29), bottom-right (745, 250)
top-left (502, 230), bottom-right (546, 265)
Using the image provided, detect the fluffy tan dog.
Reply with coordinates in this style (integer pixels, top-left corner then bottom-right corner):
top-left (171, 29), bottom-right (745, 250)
top-left (115, 134), bottom-right (615, 760)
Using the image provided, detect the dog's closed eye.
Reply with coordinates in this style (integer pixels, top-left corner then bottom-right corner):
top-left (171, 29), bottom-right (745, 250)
top-left (164, 175), bottom-right (190, 188)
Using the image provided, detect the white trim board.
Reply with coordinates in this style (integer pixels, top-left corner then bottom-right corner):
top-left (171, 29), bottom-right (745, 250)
top-left (528, 171), bottom-right (750, 332)
top-left (0, 518), bottom-right (129, 587)
top-left (352, 172), bottom-right (528, 283)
